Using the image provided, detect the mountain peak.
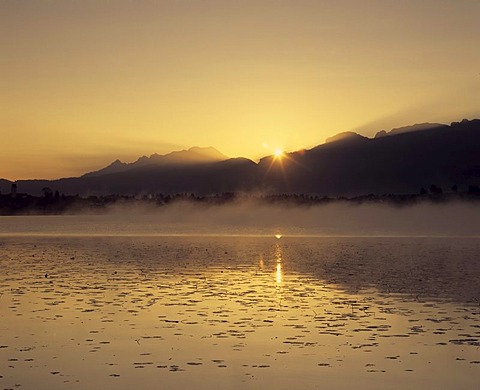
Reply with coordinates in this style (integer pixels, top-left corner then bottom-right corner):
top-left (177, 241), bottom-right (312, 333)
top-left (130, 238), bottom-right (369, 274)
top-left (82, 159), bottom-right (127, 178)
top-left (156, 146), bottom-right (229, 164)
top-left (83, 146), bottom-right (229, 178)
top-left (111, 159), bottom-right (124, 166)
top-left (325, 131), bottom-right (368, 144)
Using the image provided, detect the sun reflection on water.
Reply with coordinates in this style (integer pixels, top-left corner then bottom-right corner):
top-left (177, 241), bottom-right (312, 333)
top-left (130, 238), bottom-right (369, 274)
top-left (274, 243), bottom-right (283, 285)
top-left (276, 262), bottom-right (282, 284)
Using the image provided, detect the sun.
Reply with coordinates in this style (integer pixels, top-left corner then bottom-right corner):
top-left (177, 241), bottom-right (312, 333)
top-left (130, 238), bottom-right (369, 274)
top-left (274, 149), bottom-right (284, 158)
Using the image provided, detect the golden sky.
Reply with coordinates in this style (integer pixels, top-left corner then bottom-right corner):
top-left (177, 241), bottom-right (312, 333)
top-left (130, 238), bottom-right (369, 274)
top-left (1, 0), bottom-right (479, 180)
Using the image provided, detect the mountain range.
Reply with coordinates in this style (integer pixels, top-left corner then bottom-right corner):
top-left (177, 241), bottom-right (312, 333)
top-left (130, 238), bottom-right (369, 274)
top-left (2, 119), bottom-right (480, 197)
top-left (82, 146), bottom-right (229, 178)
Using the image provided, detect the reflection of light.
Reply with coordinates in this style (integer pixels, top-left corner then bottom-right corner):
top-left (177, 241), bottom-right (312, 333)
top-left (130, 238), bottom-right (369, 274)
top-left (259, 257), bottom-right (264, 269)
top-left (275, 243), bottom-right (283, 285)
top-left (276, 262), bottom-right (282, 284)
top-left (275, 234), bottom-right (282, 239)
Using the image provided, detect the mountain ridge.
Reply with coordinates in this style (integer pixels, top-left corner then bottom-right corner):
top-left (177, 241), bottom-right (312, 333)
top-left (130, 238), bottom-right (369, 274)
top-left (2, 119), bottom-right (480, 197)
top-left (83, 146), bottom-right (229, 178)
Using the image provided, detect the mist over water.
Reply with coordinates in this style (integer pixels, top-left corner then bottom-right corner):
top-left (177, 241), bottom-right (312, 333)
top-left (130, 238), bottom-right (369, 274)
top-left (1, 200), bottom-right (479, 236)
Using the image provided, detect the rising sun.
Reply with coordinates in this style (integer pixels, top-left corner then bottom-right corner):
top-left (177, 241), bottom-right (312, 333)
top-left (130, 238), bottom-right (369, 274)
top-left (274, 149), bottom-right (283, 158)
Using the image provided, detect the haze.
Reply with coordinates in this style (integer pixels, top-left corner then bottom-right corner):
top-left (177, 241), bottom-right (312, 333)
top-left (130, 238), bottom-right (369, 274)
top-left (1, 0), bottom-right (480, 179)
top-left (2, 201), bottom-right (479, 238)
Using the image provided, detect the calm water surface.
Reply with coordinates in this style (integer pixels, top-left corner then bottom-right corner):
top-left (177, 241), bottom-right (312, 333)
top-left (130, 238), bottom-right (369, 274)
top-left (0, 217), bottom-right (479, 389)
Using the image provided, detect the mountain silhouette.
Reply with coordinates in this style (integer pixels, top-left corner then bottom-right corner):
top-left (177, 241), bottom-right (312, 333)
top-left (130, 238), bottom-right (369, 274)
top-left (258, 119), bottom-right (480, 196)
top-left (2, 119), bottom-right (480, 197)
top-left (374, 122), bottom-right (447, 138)
top-left (0, 179), bottom-right (12, 194)
top-left (325, 131), bottom-right (368, 144)
top-left (83, 146), bottom-right (229, 177)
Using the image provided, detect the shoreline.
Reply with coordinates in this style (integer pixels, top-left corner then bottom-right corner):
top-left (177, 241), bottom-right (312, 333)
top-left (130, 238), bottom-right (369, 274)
top-left (1, 191), bottom-right (479, 216)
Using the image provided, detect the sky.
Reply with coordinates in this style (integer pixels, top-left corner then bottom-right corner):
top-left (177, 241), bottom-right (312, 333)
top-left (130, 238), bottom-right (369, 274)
top-left (1, 0), bottom-right (479, 180)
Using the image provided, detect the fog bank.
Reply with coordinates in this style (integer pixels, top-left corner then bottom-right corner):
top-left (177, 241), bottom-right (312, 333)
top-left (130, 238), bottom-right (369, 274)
top-left (1, 200), bottom-right (479, 236)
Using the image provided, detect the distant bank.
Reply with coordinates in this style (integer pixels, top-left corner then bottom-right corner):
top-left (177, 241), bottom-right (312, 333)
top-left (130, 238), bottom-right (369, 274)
top-left (1, 190), bottom-right (479, 216)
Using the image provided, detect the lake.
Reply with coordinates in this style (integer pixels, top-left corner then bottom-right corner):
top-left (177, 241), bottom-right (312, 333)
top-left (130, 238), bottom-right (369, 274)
top-left (1, 214), bottom-right (479, 389)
